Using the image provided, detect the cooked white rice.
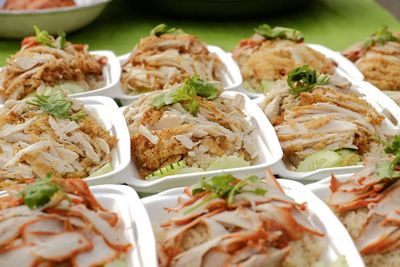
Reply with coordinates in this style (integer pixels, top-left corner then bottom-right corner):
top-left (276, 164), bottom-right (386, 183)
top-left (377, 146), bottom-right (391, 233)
top-left (339, 208), bottom-right (400, 267)
top-left (284, 233), bottom-right (326, 267)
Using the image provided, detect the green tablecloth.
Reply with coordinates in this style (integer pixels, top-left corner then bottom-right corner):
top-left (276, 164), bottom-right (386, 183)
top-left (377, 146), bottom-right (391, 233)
top-left (0, 0), bottom-right (399, 64)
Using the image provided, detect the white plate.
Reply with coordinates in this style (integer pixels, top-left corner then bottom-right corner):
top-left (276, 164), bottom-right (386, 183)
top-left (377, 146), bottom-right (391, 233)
top-left (258, 80), bottom-right (400, 181)
top-left (0, 50), bottom-right (121, 103)
top-left (121, 91), bottom-right (283, 193)
top-left (229, 43), bottom-right (364, 99)
top-left (0, 0), bottom-right (110, 39)
top-left (115, 45), bottom-right (242, 102)
top-left (77, 96), bottom-right (131, 185)
top-left (142, 179), bottom-right (365, 267)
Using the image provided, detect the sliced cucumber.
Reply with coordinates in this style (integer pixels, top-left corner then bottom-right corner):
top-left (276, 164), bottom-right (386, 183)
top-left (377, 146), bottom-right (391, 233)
top-left (336, 149), bottom-right (361, 166)
top-left (260, 80), bottom-right (275, 93)
top-left (206, 155), bottom-right (250, 171)
top-left (90, 163), bottom-right (113, 177)
top-left (297, 150), bottom-right (342, 172)
top-left (145, 161), bottom-right (187, 180)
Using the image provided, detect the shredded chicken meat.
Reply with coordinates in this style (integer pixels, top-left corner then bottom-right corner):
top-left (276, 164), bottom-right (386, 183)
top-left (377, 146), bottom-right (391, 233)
top-left (0, 36), bottom-right (106, 100)
top-left (123, 91), bottom-right (258, 177)
top-left (0, 97), bottom-right (116, 189)
top-left (120, 34), bottom-right (223, 95)
top-left (156, 171), bottom-right (325, 267)
top-left (232, 35), bottom-right (335, 92)
top-left (260, 78), bottom-right (387, 167)
top-left (0, 179), bottom-right (131, 267)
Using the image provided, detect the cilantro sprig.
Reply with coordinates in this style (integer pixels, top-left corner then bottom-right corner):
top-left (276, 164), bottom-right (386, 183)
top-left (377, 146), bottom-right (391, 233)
top-left (184, 174), bottom-right (267, 215)
top-left (34, 26), bottom-right (67, 49)
top-left (150, 24), bottom-right (185, 37)
top-left (150, 76), bottom-right (219, 114)
top-left (27, 89), bottom-right (85, 121)
top-left (22, 175), bottom-right (62, 209)
top-left (287, 65), bottom-right (329, 95)
top-left (254, 24), bottom-right (303, 42)
top-left (363, 25), bottom-right (399, 49)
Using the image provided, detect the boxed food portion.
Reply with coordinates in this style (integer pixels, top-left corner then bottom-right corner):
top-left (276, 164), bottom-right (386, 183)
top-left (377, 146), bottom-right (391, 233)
top-left (142, 171), bottom-right (365, 267)
top-left (0, 179), bottom-right (157, 267)
top-left (308, 157), bottom-right (400, 267)
top-left (0, 27), bottom-right (120, 102)
top-left (257, 71), bottom-right (400, 181)
top-left (122, 88), bottom-right (282, 193)
top-left (0, 94), bottom-right (131, 190)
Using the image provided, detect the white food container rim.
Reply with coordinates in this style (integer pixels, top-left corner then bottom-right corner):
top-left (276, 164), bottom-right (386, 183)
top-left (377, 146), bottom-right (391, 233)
top-left (142, 178), bottom-right (365, 267)
top-left (115, 44), bottom-right (242, 102)
top-left (120, 91), bottom-right (283, 193)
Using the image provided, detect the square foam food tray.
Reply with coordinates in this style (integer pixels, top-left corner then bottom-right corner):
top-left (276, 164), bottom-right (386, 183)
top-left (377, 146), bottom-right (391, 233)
top-left (255, 80), bottom-right (400, 181)
top-left (142, 178), bottom-right (365, 267)
top-left (0, 50), bottom-right (121, 103)
top-left (120, 91), bottom-right (283, 193)
top-left (115, 45), bottom-right (242, 103)
top-left (227, 43), bottom-right (365, 99)
top-left (0, 184), bottom-right (158, 267)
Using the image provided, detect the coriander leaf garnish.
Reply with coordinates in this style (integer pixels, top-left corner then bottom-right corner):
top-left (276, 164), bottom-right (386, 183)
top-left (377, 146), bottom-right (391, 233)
top-left (287, 65), bottom-right (329, 95)
top-left (184, 174), bottom-right (267, 214)
top-left (33, 26), bottom-right (67, 49)
top-left (363, 25), bottom-right (399, 49)
top-left (22, 175), bottom-right (62, 209)
top-left (27, 89), bottom-right (85, 121)
top-left (384, 135), bottom-right (400, 172)
top-left (150, 24), bottom-right (185, 37)
top-left (150, 76), bottom-right (218, 114)
top-left (254, 24), bottom-right (303, 42)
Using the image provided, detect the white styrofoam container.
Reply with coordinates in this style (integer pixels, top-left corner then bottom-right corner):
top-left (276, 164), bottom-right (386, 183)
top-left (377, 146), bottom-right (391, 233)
top-left (116, 45), bottom-right (242, 102)
top-left (142, 179), bottom-right (365, 267)
top-left (92, 185), bottom-right (158, 267)
top-left (255, 80), bottom-right (400, 181)
top-left (228, 43), bottom-right (364, 99)
top-left (122, 91), bottom-right (283, 193)
top-left (0, 50), bottom-right (121, 103)
top-left (0, 184), bottom-right (157, 267)
top-left (0, 96), bottom-right (130, 184)
top-left (61, 96), bottom-right (131, 185)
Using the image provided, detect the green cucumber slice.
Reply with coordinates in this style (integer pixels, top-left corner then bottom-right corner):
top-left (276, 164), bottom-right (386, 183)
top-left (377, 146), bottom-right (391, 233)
top-left (336, 149), bottom-right (361, 166)
top-left (297, 150), bottom-right (342, 172)
top-left (145, 161), bottom-right (187, 180)
top-left (90, 163), bottom-right (113, 177)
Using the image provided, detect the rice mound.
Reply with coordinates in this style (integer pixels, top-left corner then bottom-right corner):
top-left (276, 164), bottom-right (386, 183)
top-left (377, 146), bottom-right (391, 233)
top-left (284, 233), bottom-right (326, 267)
top-left (338, 208), bottom-right (400, 267)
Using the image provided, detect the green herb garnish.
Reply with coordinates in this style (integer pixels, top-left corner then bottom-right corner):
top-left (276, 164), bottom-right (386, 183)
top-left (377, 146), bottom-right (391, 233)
top-left (34, 26), bottom-right (67, 49)
top-left (150, 24), bottom-right (185, 37)
top-left (287, 65), bottom-right (329, 95)
top-left (150, 76), bottom-right (218, 114)
top-left (27, 89), bottom-right (86, 121)
top-left (384, 135), bottom-right (400, 171)
top-left (184, 174), bottom-right (266, 214)
top-left (254, 24), bottom-right (303, 42)
top-left (363, 25), bottom-right (399, 49)
top-left (22, 175), bottom-right (62, 209)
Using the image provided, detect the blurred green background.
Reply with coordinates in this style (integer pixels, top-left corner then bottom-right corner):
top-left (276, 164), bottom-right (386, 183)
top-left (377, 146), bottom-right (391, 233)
top-left (0, 0), bottom-right (399, 63)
